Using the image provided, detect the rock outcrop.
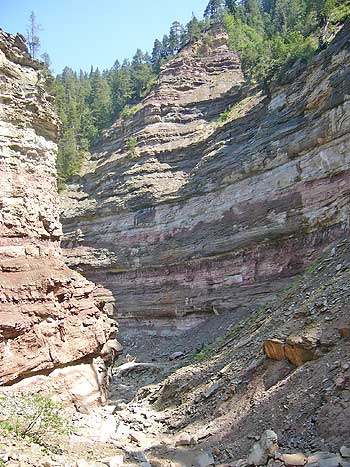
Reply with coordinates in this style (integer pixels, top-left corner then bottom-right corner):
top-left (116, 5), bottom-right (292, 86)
top-left (0, 29), bottom-right (115, 405)
top-left (61, 24), bottom-right (350, 325)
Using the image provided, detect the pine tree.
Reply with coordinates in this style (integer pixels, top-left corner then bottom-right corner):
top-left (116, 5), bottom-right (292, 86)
top-left (26, 11), bottom-right (41, 58)
top-left (161, 34), bottom-right (170, 59)
top-left (89, 68), bottom-right (112, 132)
top-left (204, 0), bottom-right (225, 22)
top-left (151, 39), bottom-right (163, 71)
top-left (242, 0), bottom-right (265, 30)
top-left (109, 61), bottom-right (133, 115)
top-left (186, 15), bottom-right (202, 42)
top-left (225, 0), bottom-right (238, 14)
top-left (131, 50), bottom-right (155, 100)
top-left (168, 21), bottom-right (184, 55)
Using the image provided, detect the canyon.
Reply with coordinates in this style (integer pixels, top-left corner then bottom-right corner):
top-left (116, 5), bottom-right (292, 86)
top-left (61, 23), bottom-right (350, 333)
top-left (0, 15), bottom-right (349, 467)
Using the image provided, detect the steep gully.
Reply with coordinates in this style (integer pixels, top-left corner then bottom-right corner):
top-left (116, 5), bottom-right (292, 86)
top-left (59, 22), bottom-right (350, 463)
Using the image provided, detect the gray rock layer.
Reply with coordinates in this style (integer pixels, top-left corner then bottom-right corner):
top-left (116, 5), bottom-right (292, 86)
top-left (61, 24), bottom-right (350, 321)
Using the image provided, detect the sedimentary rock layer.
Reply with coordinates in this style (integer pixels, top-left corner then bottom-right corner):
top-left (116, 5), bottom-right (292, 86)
top-left (61, 24), bottom-right (350, 321)
top-left (0, 29), bottom-right (114, 404)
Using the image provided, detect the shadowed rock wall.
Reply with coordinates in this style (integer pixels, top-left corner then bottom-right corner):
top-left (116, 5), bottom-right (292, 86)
top-left (61, 25), bottom-right (350, 323)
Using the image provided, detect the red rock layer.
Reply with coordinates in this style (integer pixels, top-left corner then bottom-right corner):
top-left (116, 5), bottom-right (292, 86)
top-left (0, 29), bottom-right (114, 405)
top-left (61, 25), bottom-right (350, 322)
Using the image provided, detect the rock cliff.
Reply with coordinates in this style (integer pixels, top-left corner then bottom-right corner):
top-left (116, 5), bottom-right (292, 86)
top-left (0, 29), bottom-right (115, 405)
top-left (61, 24), bottom-right (350, 326)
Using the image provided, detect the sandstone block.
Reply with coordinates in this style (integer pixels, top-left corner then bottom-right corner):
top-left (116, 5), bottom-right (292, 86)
top-left (284, 336), bottom-right (317, 366)
top-left (279, 453), bottom-right (307, 466)
top-left (263, 339), bottom-right (285, 361)
top-left (175, 431), bottom-right (196, 446)
top-left (340, 447), bottom-right (350, 459)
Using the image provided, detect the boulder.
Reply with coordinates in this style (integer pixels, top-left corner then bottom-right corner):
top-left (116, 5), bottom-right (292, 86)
top-left (196, 449), bottom-right (215, 467)
top-left (279, 453), bottom-right (307, 466)
top-left (340, 447), bottom-right (350, 459)
top-left (263, 339), bottom-right (285, 361)
top-left (175, 432), bottom-right (196, 446)
top-left (247, 430), bottom-right (278, 466)
top-left (284, 336), bottom-right (317, 366)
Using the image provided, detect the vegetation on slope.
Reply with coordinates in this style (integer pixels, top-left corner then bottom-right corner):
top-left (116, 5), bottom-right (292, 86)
top-left (52, 0), bottom-right (350, 188)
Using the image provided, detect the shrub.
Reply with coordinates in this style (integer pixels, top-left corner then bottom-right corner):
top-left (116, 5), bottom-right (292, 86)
top-left (126, 136), bottom-right (138, 156)
top-left (0, 392), bottom-right (71, 447)
top-left (120, 103), bottom-right (142, 120)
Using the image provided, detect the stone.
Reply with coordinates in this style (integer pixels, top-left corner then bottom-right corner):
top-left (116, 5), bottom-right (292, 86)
top-left (279, 453), bottom-right (307, 466)
top-left (338, 327), bottom-right (350, 339)
top-left (284, 336), bottom-right (317, 366)
top-left (169, 351), bottom-right (185, 361)
top-left (195, 450), bottom-right (215, 467)
top-left (0, 28), bottom-right (114, 405)
top-left (340, 447), bottom-right (350, 459)
top-left (100, 455), bottom-right (124, 467)
top-left (318, 456), bottom-right (342, 467)
top-left (247, 430), bottom-right (278, 466)
top-left (115, 421), bottom-right (130, 439)
top-left (175, 432), bottom-right (195, 446)
top-left (307, 453), bottom-right (341, 467)
top-left (263, 339), bottom-right (285, 361)
top-left (97, 415), bottom-right (117, 442)
top-left (129, 430), bottom-right (145, 445)
top-left (204, 381), bottom-right (221, 398)
top-left (76, 460), bottom-right (91, 467)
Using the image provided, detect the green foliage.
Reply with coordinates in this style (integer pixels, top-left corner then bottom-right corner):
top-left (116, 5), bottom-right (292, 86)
top-left (326, 0), bottom-right (350, 23)
top-left (54, 51), bottom-right (155, 183)
top-left (0, 393), bottom-right (71, 448)
top-left (54, 0), bottom-right (349, 186)
top-left (120, 103), bottom-right (142, 120)
top-left (218, 94), bottom-right (260, 124)
top-left (222, 0), bottom-right (347, 85)
top-left (126, 137), bottom-right (138, 156)
top-left (194, 343), bottom-right (216, 361)
top-left (204, 0), bottom-right (226, 22)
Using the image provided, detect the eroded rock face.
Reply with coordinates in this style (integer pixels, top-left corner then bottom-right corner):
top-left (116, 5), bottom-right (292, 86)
top-left (0, 29), bottom-right (114, 404)
top-left (61, 24), bottom-right (350, 323)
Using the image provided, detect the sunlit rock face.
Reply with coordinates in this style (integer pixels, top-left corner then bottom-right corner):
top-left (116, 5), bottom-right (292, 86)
top-left (0, 29), bottom-right (115, 405)
top-left (61, 24), bottom-right (350, 323)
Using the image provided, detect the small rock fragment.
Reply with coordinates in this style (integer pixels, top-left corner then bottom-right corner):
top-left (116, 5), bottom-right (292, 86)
top-left (196, 449), bottom-right (215, 467)
top-left (247, 430), bottom-right (278, 466)
top-left (204, 381), bottom-right (221, 398)
top-left (76, 460), bottom-right (91, 467)
top-left (279, 453), bottom-right (307, 466)
top-left (169, 351), bottom-right (184, 360)
top-left (175, 432), bottom-right (196, 446)
top-left (340, 447), bottom-right (350, 459)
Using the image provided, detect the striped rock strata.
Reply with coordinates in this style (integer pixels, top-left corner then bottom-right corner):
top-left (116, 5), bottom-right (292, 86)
top-left (61, 24), bottom-right (350, 326)
top-left (0, 29), bottom-right (115, 405)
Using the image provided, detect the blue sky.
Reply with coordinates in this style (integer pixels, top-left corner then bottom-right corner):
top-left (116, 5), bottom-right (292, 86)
top-left (1, 0), bottom-right (209, 74)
